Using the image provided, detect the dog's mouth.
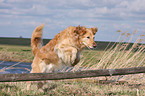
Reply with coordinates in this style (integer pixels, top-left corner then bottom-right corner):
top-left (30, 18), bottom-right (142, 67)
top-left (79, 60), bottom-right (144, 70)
top-left (83, 42), bottom-right (97, 49)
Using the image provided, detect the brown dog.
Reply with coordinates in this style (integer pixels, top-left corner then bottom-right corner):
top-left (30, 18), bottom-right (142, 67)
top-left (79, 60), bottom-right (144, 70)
top-left (28, 24), bottom-right (97, 90)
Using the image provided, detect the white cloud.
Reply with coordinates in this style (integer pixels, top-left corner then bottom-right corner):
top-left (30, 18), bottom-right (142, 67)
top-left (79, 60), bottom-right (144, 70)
top-left (113, 23), bottom-right (131, 30)
top-left (0, 21), bottom-right (11, 26)
top-left (127, 0), bottom-right (145, 12)
top-left (135, 20), bottom-right (145, 24)
top-left (0, 0), bottom-right (145, 41)
top-left (21, 21), bottom-right (41, 26)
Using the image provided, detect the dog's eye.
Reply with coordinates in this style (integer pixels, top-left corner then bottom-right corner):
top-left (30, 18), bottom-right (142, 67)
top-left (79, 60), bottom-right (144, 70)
top-left (87, 36), bottom-right (90, 39)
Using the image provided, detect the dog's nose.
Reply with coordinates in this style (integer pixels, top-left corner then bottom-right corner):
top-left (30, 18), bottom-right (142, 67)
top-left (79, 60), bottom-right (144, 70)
top-left (93, 43), bottom-right (97, 48)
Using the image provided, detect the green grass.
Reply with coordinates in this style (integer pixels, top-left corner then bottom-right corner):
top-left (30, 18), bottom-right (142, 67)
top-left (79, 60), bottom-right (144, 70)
top-left (0, 31), bottom-right (145, 95)
top-left (0, 45), bottom-right (33, 62)
top-left (0, 43), bottom-right (145, 95)
top-left (1, 79), bottom-right (145, 96)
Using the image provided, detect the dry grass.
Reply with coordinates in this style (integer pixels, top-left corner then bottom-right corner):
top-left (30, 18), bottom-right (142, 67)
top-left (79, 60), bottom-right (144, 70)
top-left (0, 31), bottom-right (145, 95)
top-left (74, 31), bottom-right (145, 70)
top-left (1, 78), bottom-right (145, 96)
top-left (0, 45), bottom-right (33, 62)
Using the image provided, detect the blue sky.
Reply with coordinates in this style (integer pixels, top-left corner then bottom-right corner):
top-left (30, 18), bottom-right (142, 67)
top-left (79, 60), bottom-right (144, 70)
top-left (0, 0), bottom-right (145, 42)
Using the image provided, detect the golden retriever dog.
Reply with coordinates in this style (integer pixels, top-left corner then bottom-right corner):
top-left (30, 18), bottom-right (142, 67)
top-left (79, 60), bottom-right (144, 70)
top-left (28, 24), bottom-right (98, 90)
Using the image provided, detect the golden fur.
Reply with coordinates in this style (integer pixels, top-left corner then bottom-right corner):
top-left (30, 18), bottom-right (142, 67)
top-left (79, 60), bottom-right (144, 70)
top-left (30, 24), bottom-right (98, 73)
top-left (27, 24), bottom-right (97, 90)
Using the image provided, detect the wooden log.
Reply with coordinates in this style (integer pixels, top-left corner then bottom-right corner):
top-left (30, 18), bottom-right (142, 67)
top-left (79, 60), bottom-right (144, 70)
top-left (0, 66), bottom-right (145, 82)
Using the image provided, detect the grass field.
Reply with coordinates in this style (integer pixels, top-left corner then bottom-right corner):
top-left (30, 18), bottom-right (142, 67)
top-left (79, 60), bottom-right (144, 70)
top-left (0, 44), bottom-right (33, 62)
top-left (0, 33), bottom-right (145, 95)
top-left (1, 78), bottom-right (145, 96)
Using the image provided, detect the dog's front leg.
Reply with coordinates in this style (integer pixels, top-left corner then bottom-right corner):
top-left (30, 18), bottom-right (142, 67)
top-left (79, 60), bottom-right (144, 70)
top-left (71, 48), bottom-right (78, 64)
top-left (63, 47), bottom-right (77, 66)
top-left (55, 46), bottom-right (78, 66)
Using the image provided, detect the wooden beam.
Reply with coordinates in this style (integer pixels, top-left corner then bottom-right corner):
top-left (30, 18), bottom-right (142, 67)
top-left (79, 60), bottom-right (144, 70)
top-left (0, 66), bottom-right (145, 82)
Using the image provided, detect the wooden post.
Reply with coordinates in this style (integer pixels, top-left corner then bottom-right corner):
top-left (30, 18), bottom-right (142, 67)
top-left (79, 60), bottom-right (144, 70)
top-left (0, 66), bottom-right (145, 82)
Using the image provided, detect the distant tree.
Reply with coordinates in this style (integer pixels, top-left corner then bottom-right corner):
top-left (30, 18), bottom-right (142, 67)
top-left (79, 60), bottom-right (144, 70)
top-left (19, 36), bottom-right (23, 38)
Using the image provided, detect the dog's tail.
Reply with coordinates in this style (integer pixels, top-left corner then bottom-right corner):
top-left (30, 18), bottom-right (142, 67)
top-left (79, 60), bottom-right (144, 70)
top-left (31, 24), bottom-right (44, 56)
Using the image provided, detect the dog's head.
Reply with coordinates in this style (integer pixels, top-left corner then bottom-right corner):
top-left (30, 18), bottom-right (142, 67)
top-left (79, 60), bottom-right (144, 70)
top-left (74, 25), bottom-right (98, 49)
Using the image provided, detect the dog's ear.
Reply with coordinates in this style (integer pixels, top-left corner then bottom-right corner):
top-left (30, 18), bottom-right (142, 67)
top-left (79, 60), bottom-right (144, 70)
top-left (74, 25), bottom-right (86, 36)
top-left (91, 27), bottom-right (98, 35)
